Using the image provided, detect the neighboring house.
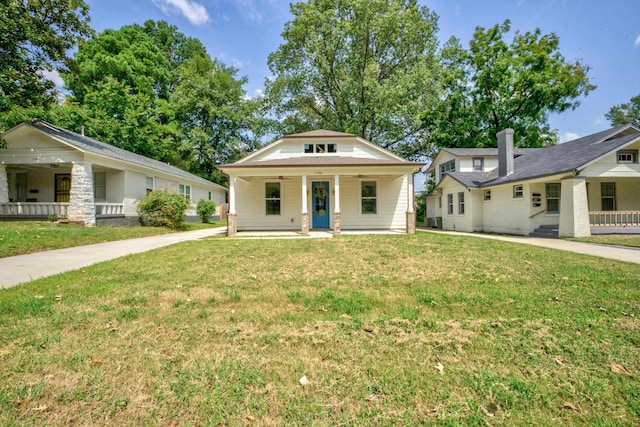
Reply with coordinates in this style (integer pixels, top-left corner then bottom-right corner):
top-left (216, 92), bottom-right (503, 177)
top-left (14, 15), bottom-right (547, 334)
top-left (425, 124), bottom-right (640, 237)
top-left (217, 130), bottom-right (424, 235)
top-left (0, 121), bottom-right (227, 226)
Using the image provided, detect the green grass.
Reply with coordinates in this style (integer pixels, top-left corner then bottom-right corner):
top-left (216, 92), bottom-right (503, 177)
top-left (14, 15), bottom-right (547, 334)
top-left (0, 220), bottom-right (226, 258)
top-left (568, 235), bottom-right (640, 248)
top-left (0, 233), bottom-right (639, 425)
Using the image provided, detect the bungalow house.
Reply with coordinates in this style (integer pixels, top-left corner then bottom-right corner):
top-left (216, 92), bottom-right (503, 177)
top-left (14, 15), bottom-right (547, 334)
top-left (217, 130), bottom-right (424, 235)
top-left (425, 124), bottom-right (640, 237)
top-left (0, 120), bottom-right (227, 226)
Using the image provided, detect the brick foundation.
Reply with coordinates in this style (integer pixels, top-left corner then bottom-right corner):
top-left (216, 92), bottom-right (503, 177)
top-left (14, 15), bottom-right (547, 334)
top-left (227, 213), bottom-right (237, 236)
top-left (406, 211), bottom-right (416, 234)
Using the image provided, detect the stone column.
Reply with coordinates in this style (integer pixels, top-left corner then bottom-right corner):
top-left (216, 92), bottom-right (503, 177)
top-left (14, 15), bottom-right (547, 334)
top-left (68, 162), bottom-right (96, 226)
top-left (227, 176), bottom-right (237, 236)
top-left (0, 165), bottom-right (8, 203)
top-left (558, 176), bottom-right (590, 238)
top-left (333, 174), bottom-right (341, 234)
top-left (301, 175), bottom-right (309, 234)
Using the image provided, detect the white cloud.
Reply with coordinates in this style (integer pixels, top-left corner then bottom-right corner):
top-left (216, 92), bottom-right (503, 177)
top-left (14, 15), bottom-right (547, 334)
top-left (153, 0), bottom-right (210, 26)
top-left (39, 69), bottom-right (65, 88)
top-left (233, 0), bottom-right (264, 24)
top-left (254, 89), bottom-right (264, 98)
top-left (635, 34), bottom-right (640, 48)
top-left (560, 132), bottom-right (579, 143)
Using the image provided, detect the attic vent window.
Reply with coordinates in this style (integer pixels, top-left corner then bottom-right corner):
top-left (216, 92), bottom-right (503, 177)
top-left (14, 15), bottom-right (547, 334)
top-left (617, 150), bottom-right (638, 164)
top-left (304, 143), bottom-right (337, 154)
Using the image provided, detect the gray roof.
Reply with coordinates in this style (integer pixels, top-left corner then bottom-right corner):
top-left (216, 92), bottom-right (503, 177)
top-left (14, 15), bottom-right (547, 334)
top-left (220, 156), bottom-right (424, 169)
top-left (443, 124), bottom-right (640, 189)
top-left (283, 129), bottom-right (357, 139)
top-left (27, 120), bottom-right (225, 190)
top-left (442, 147), bottom-right (538, 157)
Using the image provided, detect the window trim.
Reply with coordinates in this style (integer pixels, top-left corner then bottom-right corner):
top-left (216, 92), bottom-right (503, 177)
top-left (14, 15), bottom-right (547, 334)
top-left (360, 180), bottom-right (378, 215)
top-left (303, 143), bottom-right (337, 154)
top-left (513, 184), bottom-right (524, 199)
top-left (265, 181), bottom-right (282, 216)
top-left (483, 189), bottom-right (491, 201)
top-left (617, 149), bottom-right (638, 164)
top-left (472, 157), bottom-right (484, 171)
top-left (601, 182), bottom-right (616, 211)
top-left (146, 176), bottom-right (155, 194)
top-left (179, 184), bottom-right (191, 200)
top-left (439, 159), bottom-right (455, 182)
top-left (546, 183), bottom-right (561, 214)
top-left (447, 193), bottom-right (454, 215)
top-left (458, 192), bottom-right (465, 215)
top-left (94, 171), bottom-right (106, 201)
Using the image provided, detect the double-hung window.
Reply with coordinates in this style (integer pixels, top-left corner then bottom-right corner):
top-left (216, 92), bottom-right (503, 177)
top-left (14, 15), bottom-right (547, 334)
top-left (361, 181), bottom-right (377, 214)
top-left (546, 183), bottom-right (560, 214)
top-left (447, 194), bottom-right (454, 215)
top-left (458, 192), bottom-right (465, 214)
top-left (483, 189), bottom-right (491, 201)
top-left (513, 184), bottom-right (523, 198)
top-left (179, 184), bottom-right (191, 200)
top-left (265, 182), bottom-right (281, 215)
top-left (146, 177), bottom-right (155, 194)
top-left (94, 172), bottom-right (106, 201)
top-left (601, 182), bottom-right (616, 211)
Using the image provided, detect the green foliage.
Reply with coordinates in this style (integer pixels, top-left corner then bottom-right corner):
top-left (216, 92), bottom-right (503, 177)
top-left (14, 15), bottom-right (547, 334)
top-left (0, 0), bottom-right (94, 112)
top-left (136, 190), bottom-right (189, 229)
top-left (424, 20), bottom-right (595, 149)
top-left (606, 94), bottom-right (640, 127)
top-left (265, 0), bottom-right (441, 159)
top-left (196, 200), bottom-right (217, 223)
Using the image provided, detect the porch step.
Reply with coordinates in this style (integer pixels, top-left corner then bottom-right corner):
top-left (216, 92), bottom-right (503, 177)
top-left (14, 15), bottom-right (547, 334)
top-left (529, 224), bottom-right (559, 238)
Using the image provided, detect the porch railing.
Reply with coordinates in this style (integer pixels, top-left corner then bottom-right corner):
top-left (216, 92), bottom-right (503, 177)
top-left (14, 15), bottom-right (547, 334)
top-left (0, 202), bottom-right (69, 217)
top-left (589, 211), bottom-right (640, 227)
top-left (95, 203), bottom-right (124, 216)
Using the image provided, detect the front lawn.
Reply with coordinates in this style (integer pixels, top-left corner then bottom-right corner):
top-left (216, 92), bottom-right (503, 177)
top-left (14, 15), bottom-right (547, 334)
top-left (0, 233), bottom-right (638, 425)
top-left (0, 220), bottom-right (226, 258)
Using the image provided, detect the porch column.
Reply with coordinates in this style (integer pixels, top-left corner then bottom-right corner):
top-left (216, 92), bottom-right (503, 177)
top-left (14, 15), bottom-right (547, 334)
top-left (559, 176), bottom-right (590, 238)
top-left (301, 175), bottom-right (309, 234)
top-left (227, 176), bottom-right (237, 236)
top-left (0, 165), bottom-right (8, 203)
top-left (68, 161), bottom-right (96, 226)
top-left (406, 173), bottom-right (416, 234)
top-left (333, 174), bottom-right (341, 234)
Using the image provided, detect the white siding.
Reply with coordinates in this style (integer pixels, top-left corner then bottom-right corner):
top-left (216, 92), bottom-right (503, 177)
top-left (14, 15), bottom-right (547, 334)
top-left (581, 141), bottom-right (640, 177)
top-left (340, 176), bottom-right (407, 230)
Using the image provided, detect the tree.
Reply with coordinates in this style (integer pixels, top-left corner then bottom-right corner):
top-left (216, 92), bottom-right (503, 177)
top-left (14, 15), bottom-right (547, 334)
top-left (172, 56), bottom-right (263, 183)
top-left (265, 0), bottom-right (441, 158)
top-left (424, 20), bottom-right (595, 149)
top-left (0, 0), bottom-right (94, 112)
top-left (606, 95), bottom-right (640, 127)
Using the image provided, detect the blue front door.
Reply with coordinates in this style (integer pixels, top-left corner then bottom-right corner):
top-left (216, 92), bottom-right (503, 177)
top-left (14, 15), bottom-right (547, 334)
top-left (312, 181), bottom-right (330, 228)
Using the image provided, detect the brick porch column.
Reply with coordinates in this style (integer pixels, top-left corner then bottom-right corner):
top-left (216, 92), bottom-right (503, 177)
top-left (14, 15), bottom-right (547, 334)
top-left (0, 165), bottom-right (8, 203)
top-left (559, 176), bottom-right (590, 238)
top-left (68, 162), bottom-right (95, 226)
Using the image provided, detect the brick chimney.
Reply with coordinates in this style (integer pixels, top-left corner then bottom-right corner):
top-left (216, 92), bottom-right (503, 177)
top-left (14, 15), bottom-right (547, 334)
top-left (497, 128), bottom-right (514, 177)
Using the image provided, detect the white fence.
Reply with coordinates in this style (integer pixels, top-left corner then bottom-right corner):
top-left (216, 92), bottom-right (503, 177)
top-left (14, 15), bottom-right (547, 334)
top-left (95, 203), bottom-right (124, 215)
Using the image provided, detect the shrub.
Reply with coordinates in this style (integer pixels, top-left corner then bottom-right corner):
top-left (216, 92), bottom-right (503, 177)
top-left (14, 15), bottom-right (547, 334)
top-left (196, 200), bottom-right (217, 223)
top-left (137, 190), bottom-right (189, 229)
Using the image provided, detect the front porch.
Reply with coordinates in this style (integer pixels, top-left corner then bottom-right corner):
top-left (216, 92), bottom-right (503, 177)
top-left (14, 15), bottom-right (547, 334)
top-left (0, 202), bottom-right (124, 221)
top-left (589, 210), bottom-right (640, 234)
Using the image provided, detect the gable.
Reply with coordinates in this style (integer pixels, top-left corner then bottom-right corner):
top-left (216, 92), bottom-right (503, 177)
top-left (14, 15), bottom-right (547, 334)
top-left (581, 138), bottom-right (640, 177)
top-left (1, 124), bottom-right (83, 164)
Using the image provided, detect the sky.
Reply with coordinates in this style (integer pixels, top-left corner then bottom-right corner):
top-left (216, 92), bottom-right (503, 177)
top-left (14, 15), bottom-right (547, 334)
top-left (82, 0), bottom-right (640, 144)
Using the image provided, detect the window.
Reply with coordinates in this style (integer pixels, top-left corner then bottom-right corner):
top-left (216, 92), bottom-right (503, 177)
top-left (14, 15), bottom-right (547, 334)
top-left (439, 160), bottom-right (455, 180)
top-left (484, 189), bottom-right (492, 201)
top-left (458, 192), bottom-right (465, 214)
top-left (438, 196), bottom-right (442, 208)
top-left (146, 176), bottom-right (155, 194)
top-left (304, 143), bottom-right (337, 154)
top-left (208, 191), bottom-right (212, 201)
top-left (265, 182), bottom-right (281, 215)
top-left (94, 172), bottom-right (106, 200)
top-left (179, 184), bottom-right (191, 200)
top-left (617, 150), bottom-right (638, 164)
top-left (447, 193), bottom-right (453, 215)
top-left (361, 181), bottom-right (377, 214)
top-left (546, 183), bottom-right (560, 214)
top-left (513, 184), bottom-right (523, 198)
top-left (601, 182), bottom-right (616, 211)
top-left (472, 157), bottom-right (484, 171)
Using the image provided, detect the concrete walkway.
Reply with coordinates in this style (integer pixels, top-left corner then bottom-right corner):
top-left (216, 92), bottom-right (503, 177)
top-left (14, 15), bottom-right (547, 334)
top-left (417, 228), bottom-right (640, 265)
top-left (0, 227), bottom-right (227, 289)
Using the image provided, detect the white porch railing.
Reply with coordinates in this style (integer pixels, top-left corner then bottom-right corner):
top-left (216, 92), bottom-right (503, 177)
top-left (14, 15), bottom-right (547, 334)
top-left (0, 202), bottom-right (69, 217)
top-left (95, 203), bottom-right (124, 215)
top-left (589, 211), bottom-right (640, 227)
